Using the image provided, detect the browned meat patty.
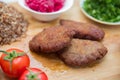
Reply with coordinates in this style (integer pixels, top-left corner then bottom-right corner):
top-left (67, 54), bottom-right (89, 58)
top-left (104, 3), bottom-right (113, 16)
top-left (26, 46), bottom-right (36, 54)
top-left (60, 19), bottom-right (105, 41)
top-left (58, 39), bottom-right (107, 67)
top-left (29, 26), bottom-right (75, 53)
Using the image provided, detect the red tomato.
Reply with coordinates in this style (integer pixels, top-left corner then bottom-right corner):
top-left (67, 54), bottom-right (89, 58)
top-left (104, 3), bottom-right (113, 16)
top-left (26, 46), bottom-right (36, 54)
top-left (0, 48), bottom-right (30, 78)
top-left (19, 68), bottom-right (48, 80)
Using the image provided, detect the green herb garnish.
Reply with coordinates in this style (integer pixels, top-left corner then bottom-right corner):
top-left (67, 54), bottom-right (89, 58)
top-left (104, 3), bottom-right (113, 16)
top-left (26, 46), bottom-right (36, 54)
top-left (83, 0), bottom-right (120, 22)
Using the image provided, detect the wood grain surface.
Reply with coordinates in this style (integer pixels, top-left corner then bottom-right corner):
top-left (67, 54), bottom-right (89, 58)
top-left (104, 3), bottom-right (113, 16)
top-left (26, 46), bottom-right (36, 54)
top-left (0, 0), bottom-right (120, 80)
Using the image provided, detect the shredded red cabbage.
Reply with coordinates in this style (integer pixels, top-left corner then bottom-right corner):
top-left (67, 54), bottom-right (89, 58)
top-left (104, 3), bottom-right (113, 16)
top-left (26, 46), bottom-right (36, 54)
top-left (25, 0), bottom-right (65, 12)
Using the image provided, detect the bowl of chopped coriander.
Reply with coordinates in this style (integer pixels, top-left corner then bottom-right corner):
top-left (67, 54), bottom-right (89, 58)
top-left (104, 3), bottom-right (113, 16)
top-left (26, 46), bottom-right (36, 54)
top-left (80, 0), bottom-right (120, 25)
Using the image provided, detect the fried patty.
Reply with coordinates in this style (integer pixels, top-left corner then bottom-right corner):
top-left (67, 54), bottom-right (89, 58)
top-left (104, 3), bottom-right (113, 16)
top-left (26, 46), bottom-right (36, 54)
top-left (58, 39), bottom-right (107, 67)
top-left (60, 19), bottom-right (105, 41)
top-left (29, 26), bottom-right (75, 53)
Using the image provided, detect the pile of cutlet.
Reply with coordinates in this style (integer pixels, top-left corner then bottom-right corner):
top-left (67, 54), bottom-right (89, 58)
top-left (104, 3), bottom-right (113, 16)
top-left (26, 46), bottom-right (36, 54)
top-left (29, 19), bottom-right (108, 67)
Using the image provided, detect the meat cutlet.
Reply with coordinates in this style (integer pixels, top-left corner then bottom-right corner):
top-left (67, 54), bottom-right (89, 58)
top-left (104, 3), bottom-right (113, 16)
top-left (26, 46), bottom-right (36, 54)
top-left (60, 19), bottom-right (105, 41)
top-left (58, 39), bottom-right (107, 67)
top-left (29, 26), bottom-right (75, 53)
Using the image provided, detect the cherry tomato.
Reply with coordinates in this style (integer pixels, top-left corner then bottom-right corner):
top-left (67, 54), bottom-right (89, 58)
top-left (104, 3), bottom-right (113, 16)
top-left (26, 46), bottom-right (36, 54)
top-left (0, 48), bottom-right (30, 78)
top-left (19, 68), bottom-right (48, 80)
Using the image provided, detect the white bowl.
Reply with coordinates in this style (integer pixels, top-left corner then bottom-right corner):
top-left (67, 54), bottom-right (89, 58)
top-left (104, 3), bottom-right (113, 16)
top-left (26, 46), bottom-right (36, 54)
top-left (80, 0), bottom-right (120, 25)
top-left (18, 0), bottom-right (74, 21)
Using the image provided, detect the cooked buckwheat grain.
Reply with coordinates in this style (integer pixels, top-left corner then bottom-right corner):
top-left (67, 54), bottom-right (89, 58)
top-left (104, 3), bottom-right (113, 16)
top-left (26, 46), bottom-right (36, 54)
top-left (0, 2), bottom-right (28, 45)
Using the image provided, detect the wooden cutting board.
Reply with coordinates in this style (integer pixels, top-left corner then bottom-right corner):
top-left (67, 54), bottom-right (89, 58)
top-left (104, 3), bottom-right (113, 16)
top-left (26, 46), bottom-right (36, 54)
top-left (0, 0), bottom-right (120, 80)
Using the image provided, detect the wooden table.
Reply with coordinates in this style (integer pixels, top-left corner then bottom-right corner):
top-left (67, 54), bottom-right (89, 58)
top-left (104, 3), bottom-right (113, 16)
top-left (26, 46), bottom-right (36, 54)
top-left (0, 0), bottom-right (120, 80)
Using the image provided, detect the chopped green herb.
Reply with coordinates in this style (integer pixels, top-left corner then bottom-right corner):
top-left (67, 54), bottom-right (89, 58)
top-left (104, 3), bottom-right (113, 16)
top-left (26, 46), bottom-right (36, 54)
top-left (83, 0), bottom-right (120, 22)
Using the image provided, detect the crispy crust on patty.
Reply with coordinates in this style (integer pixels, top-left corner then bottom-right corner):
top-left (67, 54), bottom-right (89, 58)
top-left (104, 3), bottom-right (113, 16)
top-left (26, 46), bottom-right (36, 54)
top-left (58, 39), bottom-right (107, 67)
top-left (29, 26), bottom-right (75, 53)
top-left (60, 19), bottom-right (105, 41)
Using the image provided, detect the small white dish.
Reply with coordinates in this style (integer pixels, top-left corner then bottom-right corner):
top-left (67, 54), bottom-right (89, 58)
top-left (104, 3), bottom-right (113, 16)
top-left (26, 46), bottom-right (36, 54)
top-left (18, 0), bottom-right (74, 21)
top-left (80, 0), bottom-right (120, 25)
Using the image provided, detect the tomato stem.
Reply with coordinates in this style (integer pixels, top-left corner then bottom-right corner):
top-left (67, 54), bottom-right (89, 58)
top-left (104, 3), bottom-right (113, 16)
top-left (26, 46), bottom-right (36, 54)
top-left (0, 50), bottom-right (9, 54)
top-left (26, 68), bottom-right (42, 80)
